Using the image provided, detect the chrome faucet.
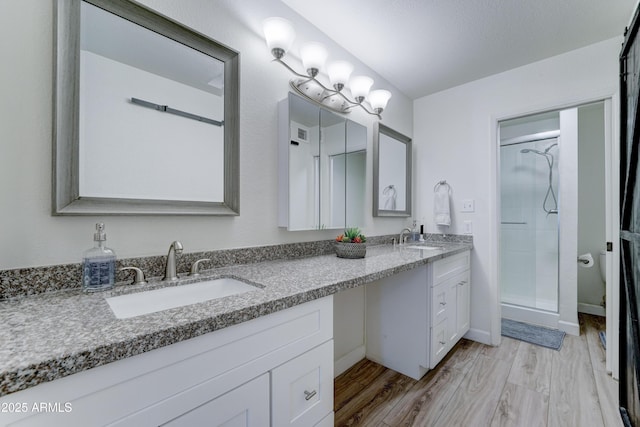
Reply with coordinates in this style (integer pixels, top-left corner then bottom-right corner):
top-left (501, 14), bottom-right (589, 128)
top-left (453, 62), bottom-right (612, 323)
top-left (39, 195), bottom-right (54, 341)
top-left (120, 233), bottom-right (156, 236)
top-left (163, 241), bottom-right (183, 281)
top-left (399, 228), bottom-right (412, 245)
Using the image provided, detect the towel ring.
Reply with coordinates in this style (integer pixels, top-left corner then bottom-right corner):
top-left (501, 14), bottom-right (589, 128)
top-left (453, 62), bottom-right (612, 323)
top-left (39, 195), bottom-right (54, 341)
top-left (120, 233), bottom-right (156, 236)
top-left (383, 184), bottom-right (396, 196)
top-left (434, 180), bottom-right (451, 193)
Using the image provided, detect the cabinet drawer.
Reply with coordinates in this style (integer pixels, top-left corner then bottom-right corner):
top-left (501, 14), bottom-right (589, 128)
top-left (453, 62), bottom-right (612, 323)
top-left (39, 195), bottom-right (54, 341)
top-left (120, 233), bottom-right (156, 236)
top-left (430, 320), bottom-right (448, 368)
top-left (162, 373), bottom-right (270, 427)
top-left (271, 340), bottom-right (334, 427)
top-left (432, 251), bottom-right (470, 285)
top-left (431, 270), bottom-right (466, 324)
top-left (431, 282), bottom-right (449, 325)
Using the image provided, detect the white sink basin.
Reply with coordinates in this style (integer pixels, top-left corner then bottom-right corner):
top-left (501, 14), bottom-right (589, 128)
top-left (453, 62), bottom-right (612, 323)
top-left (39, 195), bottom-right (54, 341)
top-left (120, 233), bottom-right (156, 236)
top-left (107, 277), bottom-right (260, 319)
top-left (405, 245), bottom-right (441, 251)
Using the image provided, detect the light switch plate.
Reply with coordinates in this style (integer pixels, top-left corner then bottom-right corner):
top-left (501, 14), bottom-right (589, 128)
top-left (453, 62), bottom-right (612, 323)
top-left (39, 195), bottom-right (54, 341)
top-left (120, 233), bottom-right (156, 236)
top-left (461, 199), bottom-right (475, 212)
top-left (463, 220), bottom-right (473, 234)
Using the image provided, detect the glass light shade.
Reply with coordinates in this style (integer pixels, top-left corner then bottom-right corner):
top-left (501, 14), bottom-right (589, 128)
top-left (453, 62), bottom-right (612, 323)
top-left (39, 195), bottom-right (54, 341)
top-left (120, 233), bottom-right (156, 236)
top-left (262, 17), bottom-right (295, 55)
top-left (300, 42), bottom-right (328, 74)
top-left (369, 89), bottom-right (392, 111)
top-left (350, 76), bottom-right (374, 99)
top-left (327, 61), bottom-right (354, 87)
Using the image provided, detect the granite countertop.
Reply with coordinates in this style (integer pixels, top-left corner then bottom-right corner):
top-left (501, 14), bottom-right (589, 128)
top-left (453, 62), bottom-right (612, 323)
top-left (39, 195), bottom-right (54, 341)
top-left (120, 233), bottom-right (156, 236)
top-left (0, 242), bottom-right (471, 397)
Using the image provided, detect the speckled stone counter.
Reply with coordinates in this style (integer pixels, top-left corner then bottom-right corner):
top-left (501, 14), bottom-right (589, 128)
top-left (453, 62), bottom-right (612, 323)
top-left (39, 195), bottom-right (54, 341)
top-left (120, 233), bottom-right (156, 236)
top-left (0, 241), bottom-right (471, 397)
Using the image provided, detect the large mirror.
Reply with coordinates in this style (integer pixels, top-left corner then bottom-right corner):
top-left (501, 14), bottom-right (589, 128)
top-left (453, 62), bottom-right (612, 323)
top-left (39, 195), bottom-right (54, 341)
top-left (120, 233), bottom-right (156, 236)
top-left (53, 0), bottom-right (239, 215)
top-left (373, 123), bottom-right (412, 217)
top-left (278, 93), bottom-right (366, 230)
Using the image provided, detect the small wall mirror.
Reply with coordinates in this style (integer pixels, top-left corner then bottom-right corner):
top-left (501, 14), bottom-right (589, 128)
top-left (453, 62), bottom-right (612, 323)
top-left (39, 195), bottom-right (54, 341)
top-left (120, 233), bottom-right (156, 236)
top-left (373, 123), bottom-right (412, 217)
top-left (53, 0), bottom-right (239, 215)
top-left (279, 93), bottom-right (366, 230)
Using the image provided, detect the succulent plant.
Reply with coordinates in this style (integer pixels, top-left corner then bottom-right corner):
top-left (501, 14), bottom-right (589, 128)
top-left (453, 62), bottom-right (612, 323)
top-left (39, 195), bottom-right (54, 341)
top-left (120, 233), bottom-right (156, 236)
top-left (337, 228), bottom-right (366, 243)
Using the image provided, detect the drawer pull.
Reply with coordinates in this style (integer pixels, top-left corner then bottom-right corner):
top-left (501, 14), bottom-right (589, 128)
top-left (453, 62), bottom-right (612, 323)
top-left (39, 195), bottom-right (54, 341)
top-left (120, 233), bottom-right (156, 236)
top-left (458, 280), bottom-right (467, 285)
top-left (440, 302), bottom-right (447, 306)
top-left (439, 341), bottom-right (446, 345)
top-left (304, 389), bottom-right (317, 401)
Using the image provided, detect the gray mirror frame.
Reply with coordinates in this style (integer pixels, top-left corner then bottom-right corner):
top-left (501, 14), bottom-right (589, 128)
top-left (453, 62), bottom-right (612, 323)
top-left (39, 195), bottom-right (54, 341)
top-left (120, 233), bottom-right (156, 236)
top-left (53, 0), bottom-right (240, 215)
top-left (373, 122), bottom-right (412, 217)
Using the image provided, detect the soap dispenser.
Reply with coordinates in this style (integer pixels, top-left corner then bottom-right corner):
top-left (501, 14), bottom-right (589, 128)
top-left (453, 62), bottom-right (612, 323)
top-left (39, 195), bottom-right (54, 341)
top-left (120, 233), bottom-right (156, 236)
top-left (82, 223), bottom-right (116, 292)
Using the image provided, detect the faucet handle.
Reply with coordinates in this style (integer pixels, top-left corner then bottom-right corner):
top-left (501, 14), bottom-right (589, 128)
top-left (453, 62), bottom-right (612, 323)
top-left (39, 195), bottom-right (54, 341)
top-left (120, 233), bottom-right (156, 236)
top-left (120, 267), bottom-right (147, 285)
top-left (189, 258), bottom-right (211, 276)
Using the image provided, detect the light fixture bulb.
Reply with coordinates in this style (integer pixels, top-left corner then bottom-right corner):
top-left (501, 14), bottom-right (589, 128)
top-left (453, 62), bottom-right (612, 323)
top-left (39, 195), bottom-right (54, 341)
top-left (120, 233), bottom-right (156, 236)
top-left (262, 17), bottom-right (295, 59)
top-left (300, 42), bottom-right (328, 77)
top-left (327, 61), bottom-right (353, 91)
top-left (368, 89), bottom-right (392, 113)
top-left (350, 76), bottom-right (374, 103)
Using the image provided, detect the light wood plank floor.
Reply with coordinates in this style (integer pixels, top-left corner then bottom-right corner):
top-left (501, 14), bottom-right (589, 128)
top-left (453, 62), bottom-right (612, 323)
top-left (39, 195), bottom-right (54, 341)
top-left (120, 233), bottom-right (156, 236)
top-left (334, 314), bottom-right (622, 427)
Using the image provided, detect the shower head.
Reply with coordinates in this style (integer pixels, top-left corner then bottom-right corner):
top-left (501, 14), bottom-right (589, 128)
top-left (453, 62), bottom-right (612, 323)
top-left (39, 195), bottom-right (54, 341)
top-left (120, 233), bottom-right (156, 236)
top-left (520, 148), bottom-right (545, 155)
top-left (520, 142), bottom-right (557, 156)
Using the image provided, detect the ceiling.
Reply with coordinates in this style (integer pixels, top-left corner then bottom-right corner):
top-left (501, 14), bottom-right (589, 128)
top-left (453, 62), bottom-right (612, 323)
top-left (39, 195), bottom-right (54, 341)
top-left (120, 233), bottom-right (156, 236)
top-left (281, 0), bottom-right (637, 99)
top-left (81, 1), bottom-right (224, 96)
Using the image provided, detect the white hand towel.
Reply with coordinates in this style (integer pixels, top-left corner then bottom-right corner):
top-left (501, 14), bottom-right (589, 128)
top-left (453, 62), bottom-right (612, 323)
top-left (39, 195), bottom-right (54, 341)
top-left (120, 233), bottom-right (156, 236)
top-left (382, 185), bottom-right (397, 210)
top-left (434, 186), bottom-right (451, 226)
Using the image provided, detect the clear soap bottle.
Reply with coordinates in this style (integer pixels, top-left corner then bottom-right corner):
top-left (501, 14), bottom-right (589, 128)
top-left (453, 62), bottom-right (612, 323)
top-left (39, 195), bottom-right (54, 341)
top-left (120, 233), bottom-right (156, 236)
top-left (82, 223), bottom-right (116, 292)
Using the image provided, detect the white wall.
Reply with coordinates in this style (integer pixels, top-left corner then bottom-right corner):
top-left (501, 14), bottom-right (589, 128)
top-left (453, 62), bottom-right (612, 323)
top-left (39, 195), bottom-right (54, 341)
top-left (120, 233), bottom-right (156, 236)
top-left (414, 37), bottom-right (621, 344)
top-left (80, 51), bottom-right (225, 201)
top-left (578, 102), bottom-right (606, 311)
top-left (0, 0), bottom-right (412, 269)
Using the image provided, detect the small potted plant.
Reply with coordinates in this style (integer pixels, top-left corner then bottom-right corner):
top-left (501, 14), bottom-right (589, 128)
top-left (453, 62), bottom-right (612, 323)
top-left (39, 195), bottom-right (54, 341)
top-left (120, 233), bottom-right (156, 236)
top-left (335, 228), bottom-right (367, 259)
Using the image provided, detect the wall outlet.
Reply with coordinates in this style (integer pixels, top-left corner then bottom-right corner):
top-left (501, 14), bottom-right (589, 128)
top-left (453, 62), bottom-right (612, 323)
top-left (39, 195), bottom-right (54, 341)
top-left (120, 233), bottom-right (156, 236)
top-left (461, 199), bottom-right (475, 212)
top-left (463, 220), bottom-right (473, 234)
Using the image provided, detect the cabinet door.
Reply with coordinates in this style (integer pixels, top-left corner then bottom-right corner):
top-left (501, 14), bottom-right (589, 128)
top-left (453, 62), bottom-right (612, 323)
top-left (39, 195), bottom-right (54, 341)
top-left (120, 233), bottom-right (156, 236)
top-left (271, 340), bottom-right (334, 427)
top-left (162, 373), bottom-right (269, 427)
top-left (446, 278), bottom-right (459, 344)
top-left (456, 271), bottom-right (471, 337)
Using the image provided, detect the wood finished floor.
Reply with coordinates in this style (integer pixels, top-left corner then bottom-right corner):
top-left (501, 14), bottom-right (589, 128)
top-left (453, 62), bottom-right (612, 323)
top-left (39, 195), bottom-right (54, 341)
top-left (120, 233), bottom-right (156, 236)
top-left (334, 314), bottom-right (622, 427)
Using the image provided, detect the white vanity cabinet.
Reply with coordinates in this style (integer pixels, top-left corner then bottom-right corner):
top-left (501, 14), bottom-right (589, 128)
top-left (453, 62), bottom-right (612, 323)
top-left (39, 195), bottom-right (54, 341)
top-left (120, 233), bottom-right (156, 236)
top-left (365, 251), bottom-right (471, 380)
top-left (0, 297), bottom-right (334, 427)
top-left (430, 260), bottom-right (471, 368)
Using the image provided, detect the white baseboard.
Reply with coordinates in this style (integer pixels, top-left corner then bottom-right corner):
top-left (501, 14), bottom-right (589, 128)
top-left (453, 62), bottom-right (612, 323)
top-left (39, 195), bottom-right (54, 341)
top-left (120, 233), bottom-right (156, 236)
top-left (558, 320), bottom-right (580, 336)
top-left (501, 304), bottom-right (560, 329)
top-left (464, 328), bottom-right (491, 345)
top-left (334, 345), bottom-right (366, 378)
top-left (578, 303), bottom-right (605, 317)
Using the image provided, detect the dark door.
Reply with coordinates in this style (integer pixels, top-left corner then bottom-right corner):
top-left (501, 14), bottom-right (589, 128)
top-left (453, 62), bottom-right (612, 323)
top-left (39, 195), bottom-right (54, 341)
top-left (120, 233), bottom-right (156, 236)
top-left (620, 5), bottom-right (640, 426)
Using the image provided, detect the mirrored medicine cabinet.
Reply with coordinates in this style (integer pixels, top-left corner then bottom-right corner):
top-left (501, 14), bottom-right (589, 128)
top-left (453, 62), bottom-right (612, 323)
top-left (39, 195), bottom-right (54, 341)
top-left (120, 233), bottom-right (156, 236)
top-left (53, 0), bottom-right (239, 215)
top-left (278, 93), bottom-right (367, 231)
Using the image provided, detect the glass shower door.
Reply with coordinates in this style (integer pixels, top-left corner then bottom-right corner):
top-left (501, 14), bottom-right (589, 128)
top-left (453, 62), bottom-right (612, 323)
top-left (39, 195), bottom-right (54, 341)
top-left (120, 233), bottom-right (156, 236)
top-left (500, 138), bottom-right (559, 312)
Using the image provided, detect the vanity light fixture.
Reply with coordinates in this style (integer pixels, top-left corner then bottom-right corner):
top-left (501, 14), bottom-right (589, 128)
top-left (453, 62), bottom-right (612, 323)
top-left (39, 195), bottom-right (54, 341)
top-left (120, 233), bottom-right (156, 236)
top-left (262, 17), bottom-right (391, 118)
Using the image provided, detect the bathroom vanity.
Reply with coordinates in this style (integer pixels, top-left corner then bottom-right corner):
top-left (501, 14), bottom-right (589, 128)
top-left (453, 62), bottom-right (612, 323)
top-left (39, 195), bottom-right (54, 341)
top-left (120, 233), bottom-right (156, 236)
top-left (0, 241), bottom-right (471, 426)
top-left (366, 250), bottom-right (471, 379)
top-left (0, 297), bottom-right (334, 426)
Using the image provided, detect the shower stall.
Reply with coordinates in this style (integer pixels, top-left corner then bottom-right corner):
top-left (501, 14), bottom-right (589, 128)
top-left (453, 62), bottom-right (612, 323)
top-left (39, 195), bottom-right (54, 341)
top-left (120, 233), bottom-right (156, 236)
top-left (500, 119), bottom-right (560, 318)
